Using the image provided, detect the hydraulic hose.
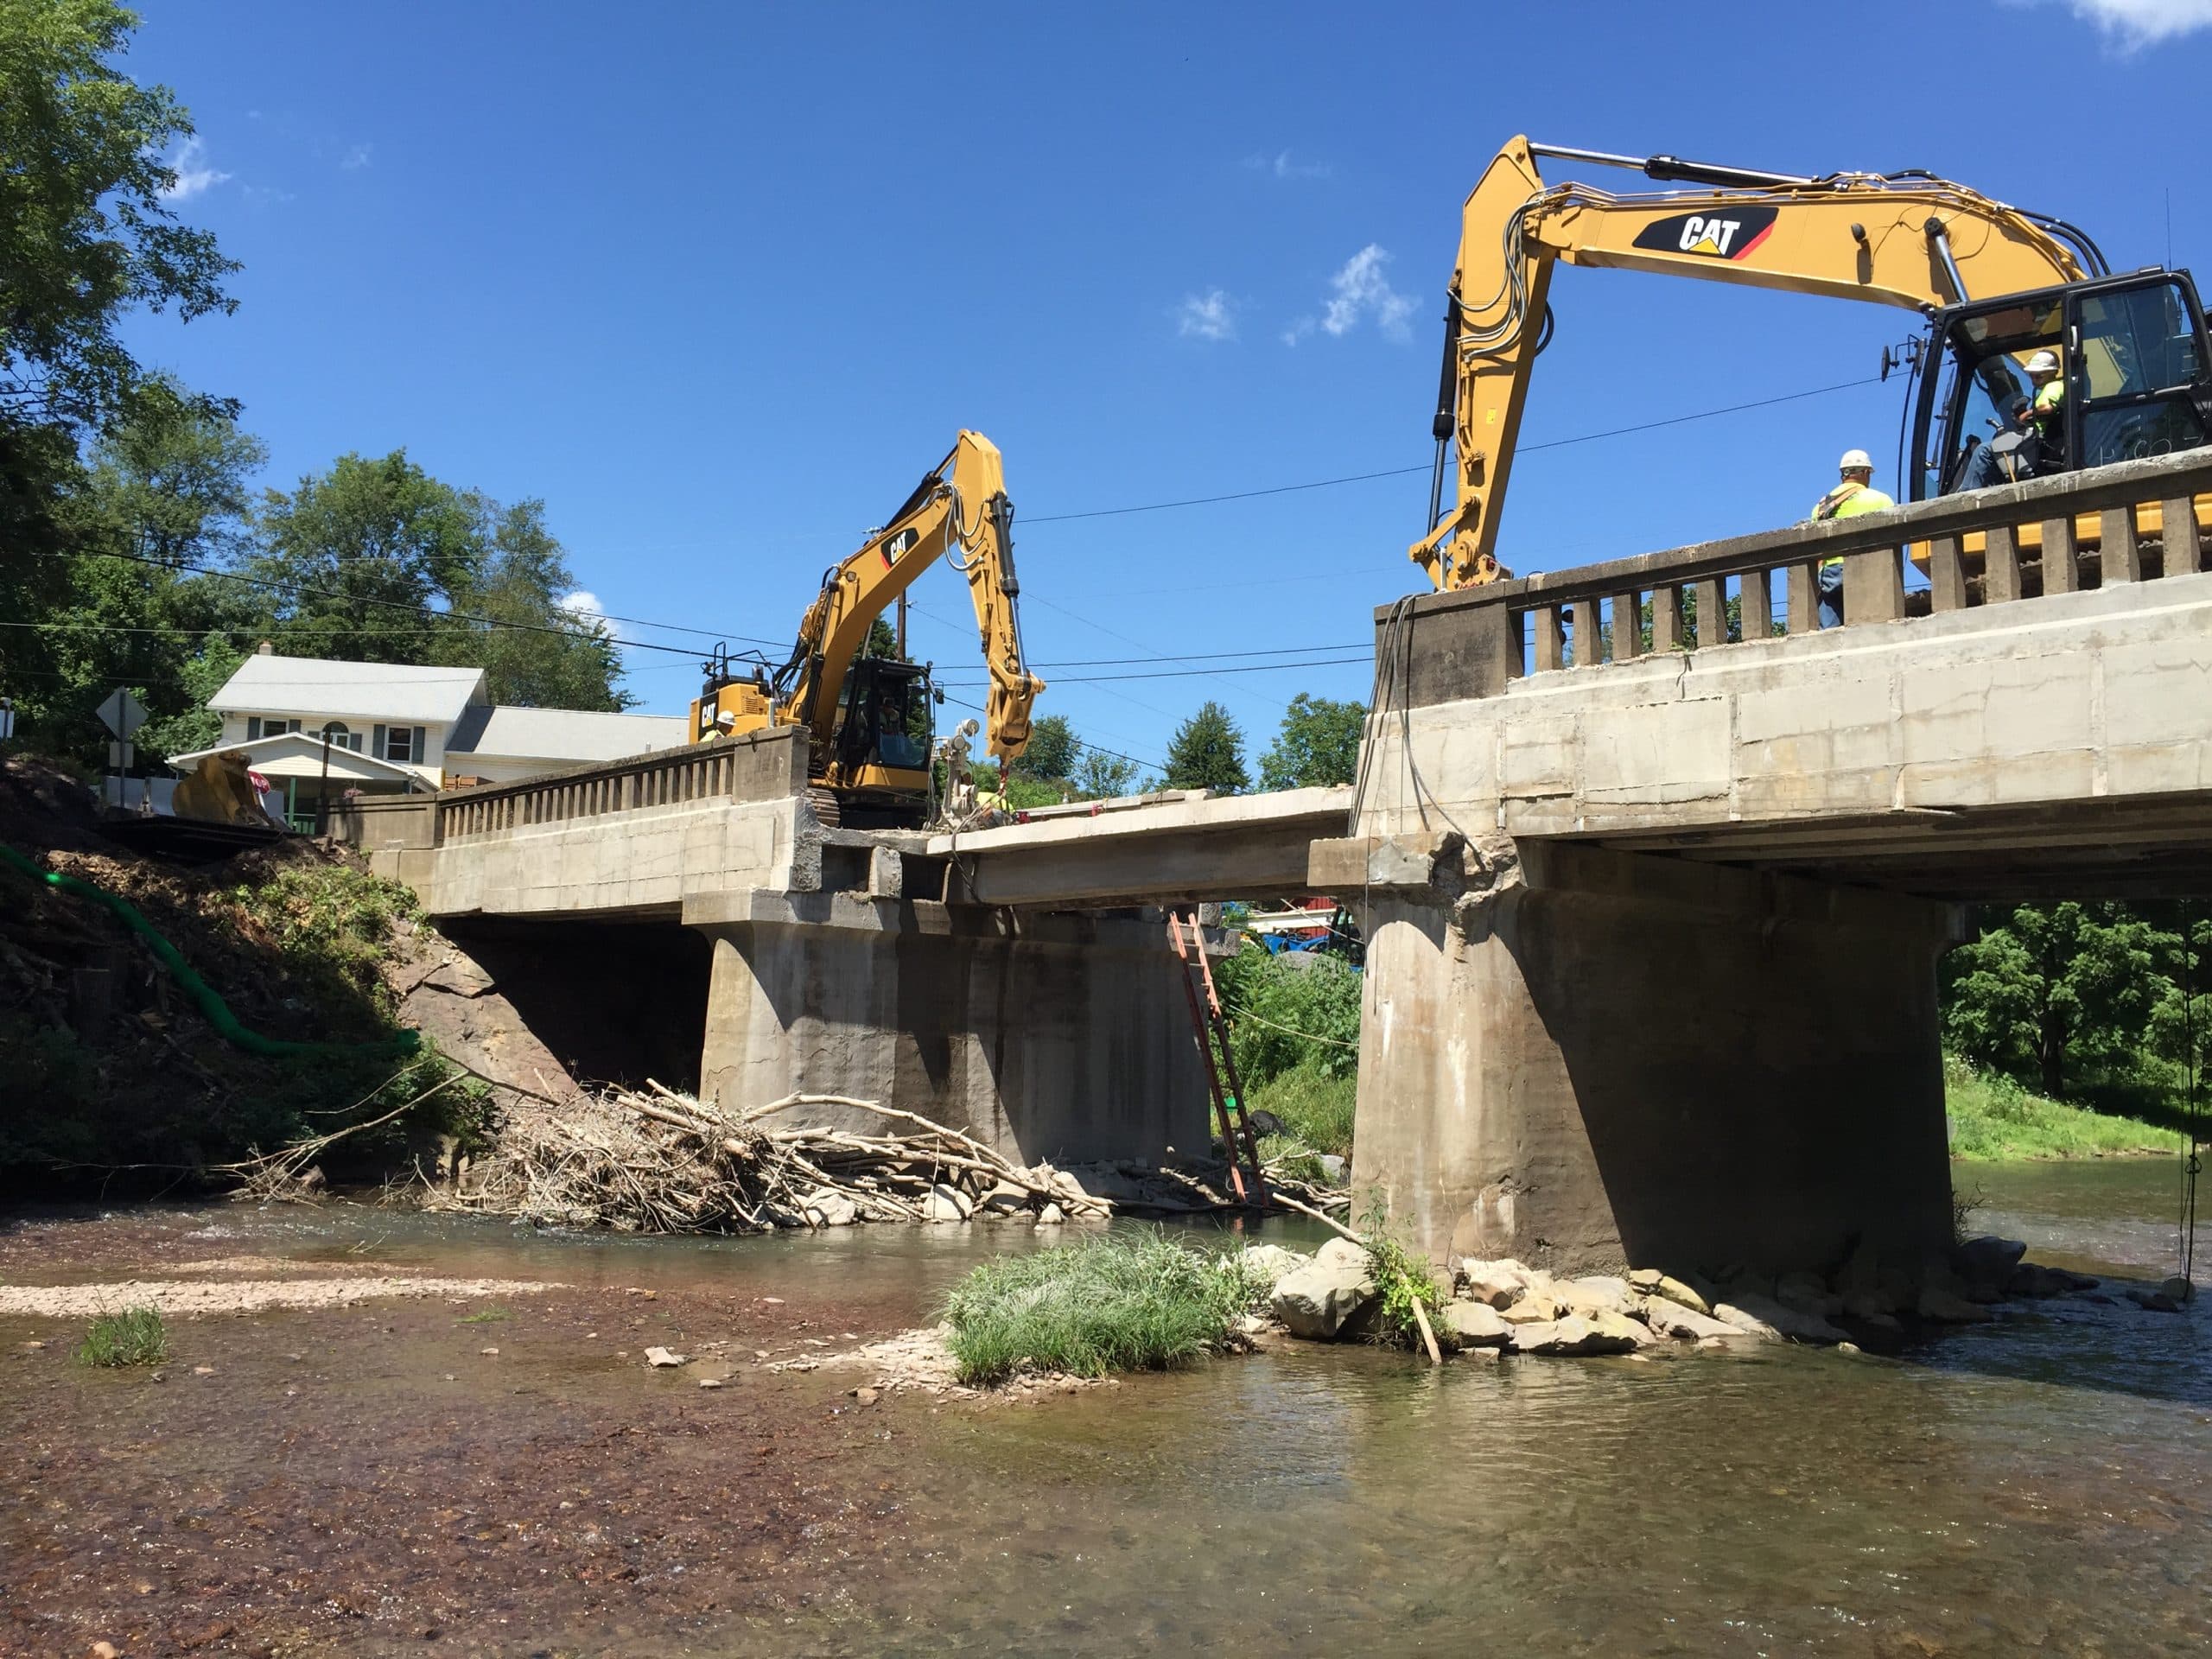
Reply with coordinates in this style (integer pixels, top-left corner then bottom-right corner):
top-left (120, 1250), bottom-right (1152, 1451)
top-left (0, 842), bottom-right (420, 1061)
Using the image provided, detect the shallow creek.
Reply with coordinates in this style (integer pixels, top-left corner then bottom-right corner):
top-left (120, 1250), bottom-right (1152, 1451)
top-left (2, 1160), bottom-right (2205, 1656)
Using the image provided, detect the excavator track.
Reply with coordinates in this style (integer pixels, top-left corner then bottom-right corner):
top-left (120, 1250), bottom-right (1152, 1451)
top-left (807, 786), bottom-right (843, 830)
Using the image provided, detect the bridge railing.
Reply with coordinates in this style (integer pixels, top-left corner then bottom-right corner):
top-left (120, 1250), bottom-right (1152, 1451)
top-left (332, 726), bottom-right (813, 849)
top-left (1419, 449), bottom-right (2212, 688)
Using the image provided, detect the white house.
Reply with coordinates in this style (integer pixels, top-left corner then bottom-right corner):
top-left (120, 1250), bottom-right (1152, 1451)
top-left (166, 646), bottom-right (690, 827)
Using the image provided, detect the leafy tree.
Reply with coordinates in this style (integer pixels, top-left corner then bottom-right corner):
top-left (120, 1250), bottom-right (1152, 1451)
top-left (435, 498), bottom-right (631, 709)
top-left (1015, 714), bottom-right (1079, 782)
top-left (1942, 902), bottom-right (2179, 1098)
top-left (9, 387), bottom-right (261, 760)
top-left (1258, 693), bottom-right (1366, 790)
top-left (1163, 701), bottom-right (1248, 793)
top-left (0, 0), bottom-right (238, 431)
top-left (245, 450), bottom-right (485, 664)
top-left (1071, 747), bottom-right (1142, 800)
top-left (863, 617), bottom-right (903, 660)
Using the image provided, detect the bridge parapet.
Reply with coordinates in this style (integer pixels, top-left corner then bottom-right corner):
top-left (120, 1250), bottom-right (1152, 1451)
top-left (1391, 449), bottom-right (2212, 702)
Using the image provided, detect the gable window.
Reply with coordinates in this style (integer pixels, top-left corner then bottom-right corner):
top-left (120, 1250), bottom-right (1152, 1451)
top-left (319, 721), bottom-right (362, 754)
top-left (377, 725), bottom-right (427, 765)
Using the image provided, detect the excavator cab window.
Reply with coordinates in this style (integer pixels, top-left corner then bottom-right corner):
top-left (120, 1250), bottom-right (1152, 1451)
top-left (837, 659), bottom-right (932, 774)
top-left (1921, 302), bottom-right (2065, 497)
top-left (2071, 276), bottom-right (2209, 470)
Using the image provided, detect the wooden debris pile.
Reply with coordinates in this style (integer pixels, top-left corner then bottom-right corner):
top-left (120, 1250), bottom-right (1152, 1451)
top-left (422, 1083), bottom-right (1350, 1233)
top-left (429, 1084), bottom-right (1117, 1233)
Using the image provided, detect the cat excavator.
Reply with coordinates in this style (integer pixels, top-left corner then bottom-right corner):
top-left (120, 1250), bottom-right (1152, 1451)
top-left (690, 429), bottom-right (1043, 828)
top-left (1414, 137), bottom-right (2212, 591)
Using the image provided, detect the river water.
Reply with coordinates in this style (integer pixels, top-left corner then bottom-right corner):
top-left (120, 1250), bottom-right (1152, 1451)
top-left (4, 1160), bottom-right (2205, 1656)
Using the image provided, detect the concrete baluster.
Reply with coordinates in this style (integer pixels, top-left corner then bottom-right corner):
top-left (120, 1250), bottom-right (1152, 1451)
top-left (2101, 505), bottom-right (2142, 583)
top-left (1534, 605), bottom-right (1565, 672)
top-left (1785, 562), bottom-right (1817, 633)
top-left (1843, 543), bottom-right (1904, 623)
top-left (2160, 497), bottom-right (2202, 575)
top-left (1929, 535), bottom-right (1967, 612)
top-left (1985, 523), bottom-right (2023, 603)
top-left (1739, 569), bottom-right (1774, 639)
top-left (1570, 598), bottom-right (1600, 667)
top-left (1691, 575), bottom-right (1727, 648)
top-left (1609, 591), bottom-right (1643, 658)
top-left (2040, 516), bottom-right (2078, 593)
top-left (1650, 585), bottom-right (1684, 652)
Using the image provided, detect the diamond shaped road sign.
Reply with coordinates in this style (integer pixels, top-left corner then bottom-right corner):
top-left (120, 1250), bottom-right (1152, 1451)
top-left (96, 686), bottom-right (149, 740)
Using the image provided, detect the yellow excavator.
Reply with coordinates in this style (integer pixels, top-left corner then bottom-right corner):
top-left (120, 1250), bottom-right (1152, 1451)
top-left (1414, 137), bottom-right (2212, 591)
top-left (690, 429), bottom-right (1044, 827)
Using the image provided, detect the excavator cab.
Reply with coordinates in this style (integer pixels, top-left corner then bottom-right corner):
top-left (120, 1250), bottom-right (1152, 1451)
top-left (820, 656), bottom-right (937, 827)
top-left (1913, 269), bottom-right (2212, 500)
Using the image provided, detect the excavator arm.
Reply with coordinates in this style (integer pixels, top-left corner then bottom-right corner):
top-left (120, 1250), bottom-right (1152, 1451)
top-left (1414, 136), bottom-right (2094, 589)
top-left (785, 429), bottom-right (1045, 760)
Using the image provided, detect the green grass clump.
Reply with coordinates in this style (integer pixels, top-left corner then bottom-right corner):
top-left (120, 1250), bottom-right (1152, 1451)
top-left (230, 861), bottom-right (423, 1016)
top-left (942, 1231), bottom-right (1273, 1387)
top-left (1249, 1060), bottom-right (1357, 1160)
top-left (1945, 1055), bottom-right (2177, 1160)
top-left (77, 1306), bottom-right (167, 1368)
top-left (456, 1306), bottom-right (511, 1325)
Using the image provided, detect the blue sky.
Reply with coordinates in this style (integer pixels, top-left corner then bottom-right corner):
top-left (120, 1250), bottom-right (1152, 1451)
top-left (120, 0), bottom-right (2212, 773)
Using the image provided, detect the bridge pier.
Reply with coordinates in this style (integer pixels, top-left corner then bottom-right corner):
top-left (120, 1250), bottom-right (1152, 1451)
top-left (685, 890), bottom-right (1209, 1167)
top-left (1345, 838), bottom-right (1963, 1276)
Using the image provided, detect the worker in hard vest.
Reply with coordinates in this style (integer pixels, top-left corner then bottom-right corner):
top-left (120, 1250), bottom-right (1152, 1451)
top-left (2022, 348), bottom-right (2066, 445)
top-left (1966, 348), bottom-right (2067, 491)
top-left (1808, 448), bottom-right (1895, 628)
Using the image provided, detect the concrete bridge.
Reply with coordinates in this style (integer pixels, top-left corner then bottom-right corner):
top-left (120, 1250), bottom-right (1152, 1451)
top-left (346, 448), bottom-right (2212, 1277)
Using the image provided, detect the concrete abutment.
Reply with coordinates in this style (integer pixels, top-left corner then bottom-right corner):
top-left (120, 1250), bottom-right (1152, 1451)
top-left (1348, 840), bottom-right (1962, 1278)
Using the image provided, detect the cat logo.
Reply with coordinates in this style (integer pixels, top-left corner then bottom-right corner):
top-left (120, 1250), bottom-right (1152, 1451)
top-left (1631, 205), bottom-right (1779, 262)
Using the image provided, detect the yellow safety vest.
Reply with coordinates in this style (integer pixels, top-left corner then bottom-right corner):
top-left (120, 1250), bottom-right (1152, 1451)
top-left (1812, 480), bottom-right (1896, 567)
top-left (2031, 377), bottom-right (2065, 430)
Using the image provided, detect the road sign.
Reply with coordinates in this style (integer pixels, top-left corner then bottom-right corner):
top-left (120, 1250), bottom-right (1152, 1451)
top-left (96, 687), bottom-right (149, 739)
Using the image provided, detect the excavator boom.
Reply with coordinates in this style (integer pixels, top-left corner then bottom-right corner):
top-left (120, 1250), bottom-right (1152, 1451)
top-left (1415, 136), bottom-right (2094, 589)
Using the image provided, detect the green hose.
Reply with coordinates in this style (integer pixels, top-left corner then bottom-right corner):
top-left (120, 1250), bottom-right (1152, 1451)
top-left (0, 842), bottom-right (419, 1061)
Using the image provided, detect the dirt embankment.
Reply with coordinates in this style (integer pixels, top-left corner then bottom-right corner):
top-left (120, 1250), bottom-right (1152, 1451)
top-left (0, 752), bottom-right (582, 1195)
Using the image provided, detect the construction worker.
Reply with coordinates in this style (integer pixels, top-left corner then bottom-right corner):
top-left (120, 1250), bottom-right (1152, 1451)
top-left (1808, 448), bottom-right (1895, 628)
top-left (2021, 348), bottom-right (2066, 447)
top-left (1966, 348), bottom-right (2066, 490)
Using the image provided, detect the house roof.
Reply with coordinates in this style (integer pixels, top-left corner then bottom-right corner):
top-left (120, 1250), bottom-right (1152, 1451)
top-left (164, 732), bottom-right (430, 785)
top-left (208, 653), bottom-right (486, 725)
top-left (446, 704), bottom-right (691, 764)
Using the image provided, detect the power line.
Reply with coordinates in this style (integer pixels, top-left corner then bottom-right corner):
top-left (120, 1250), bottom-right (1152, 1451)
top-left (1018, 376), bottom-right (1882, 526)
top-left (939, 654), bottom-right (1370, 688)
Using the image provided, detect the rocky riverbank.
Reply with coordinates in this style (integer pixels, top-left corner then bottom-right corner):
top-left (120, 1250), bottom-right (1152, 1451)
top-left (1259, 1231), bottom-right (2192, 1358)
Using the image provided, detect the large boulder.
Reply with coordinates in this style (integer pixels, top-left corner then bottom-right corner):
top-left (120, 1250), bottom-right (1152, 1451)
top-left (801, 1190), bottom-right (859, 1227)
top-left (923, 1185), bottom-right (972, 1223)
top-left (1500, 1294), bottom-right (1562, 1325)
top-left (1238, 1244), bottom-right (1311, 1287)
top-left (1637, 1295), bottom-right (1743, 1342)
top-left (1628, 1268), bottom-right (1710, 1315)
top-left (1272, 1248), bottom-right (1378, 1340)
top-left (1956, 1235), bottom-right (2028, 1287)
top-left (1776, 1272), bottom-right (1843, 1319)
top-left (1509, 1315), bottom-right (1639, 1357)
top-left (1455, 1258), bottom-right (1534, 1309)
top-left (1556, 1276), bottom-right (1633, 1318)
top-left (1715, 1294), bottom-right (1847, 1345)
top-left (1440, 1301), bottom-right (1512, 1350)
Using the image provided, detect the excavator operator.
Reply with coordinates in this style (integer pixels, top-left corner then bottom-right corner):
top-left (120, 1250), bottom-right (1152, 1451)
top-left (1808, 448), bottom-right (1895, 627)
top-left (1964, 348), bottom-right (2067, 492)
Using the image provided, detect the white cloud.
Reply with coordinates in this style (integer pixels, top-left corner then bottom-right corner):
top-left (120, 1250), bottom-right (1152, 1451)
top-left (1176, 288), bottom-right (1237, 341)
top-left (159, 137), bottom-right (232, 201)
top-left (2056, 0), bottom-right (2212, 44)
top-left (1245, 148), bottom-right (1331, 181)
top-left (342, 142), bottom-right (373, 170)
top-left (1318, 244), bottom-right (1414, 341)
top-left (559, 590), bottom-right (625, 640)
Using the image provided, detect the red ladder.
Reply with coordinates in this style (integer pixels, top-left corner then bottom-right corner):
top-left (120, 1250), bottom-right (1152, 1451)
top-left (1169, 906), bottom-right (1268, 1205)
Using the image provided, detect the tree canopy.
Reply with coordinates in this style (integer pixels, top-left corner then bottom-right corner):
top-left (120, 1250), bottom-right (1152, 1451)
top-left (0, 0), bottom-right (238, 431)
top-left (1163, 701), bottom-right (1249, 793)
top-left (1016, 714), bottom-right (1079, 782)
top-left (1258, 693), bottom-right (1366, 790)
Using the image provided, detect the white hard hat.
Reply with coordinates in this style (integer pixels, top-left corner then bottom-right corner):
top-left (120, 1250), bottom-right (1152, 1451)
top-left (1839, 448), bottom-right (1873, 472)
top-left (2025, 349), bottom-right (2060, 375)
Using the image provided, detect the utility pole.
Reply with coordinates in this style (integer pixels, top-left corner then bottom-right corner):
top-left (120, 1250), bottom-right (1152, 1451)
top-left (896, 590), bottom-right (908, 658)
top-left (316, 731), bottom-right (331, 836)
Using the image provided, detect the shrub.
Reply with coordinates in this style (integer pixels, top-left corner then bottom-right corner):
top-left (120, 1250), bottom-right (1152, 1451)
top-left (1215, 946), bottom-right (1362, 1083)
top-left (942, 1231), bottom-right (1272, 1386)
top-left (230, 861), bottom-right (422, 1016)
top-left (1249, 1059), bottom-right (1357, 1160)
top-left (78, 1306), bottom-right (167, 1368)
top-left (1359, 1201), bottom-right (1446, 1349)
